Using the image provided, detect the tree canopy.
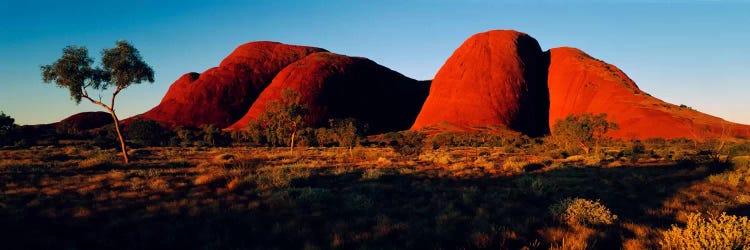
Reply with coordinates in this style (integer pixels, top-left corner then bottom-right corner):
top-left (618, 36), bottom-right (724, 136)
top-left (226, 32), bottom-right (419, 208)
top-left (41, 40), bottom-right (154, 163)
top-left (552, 113), bottom-right (618, 155)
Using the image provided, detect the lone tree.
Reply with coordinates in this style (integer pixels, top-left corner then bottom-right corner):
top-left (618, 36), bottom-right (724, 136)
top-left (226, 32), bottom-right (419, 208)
top-left (42, 41), bottom-right (154, 164)
top-left (328, 118), bottom-right (360, 156)
top-left (255, 88), bottom-right (309, 154)
top-left (552, 113), bottom-right (618, 155)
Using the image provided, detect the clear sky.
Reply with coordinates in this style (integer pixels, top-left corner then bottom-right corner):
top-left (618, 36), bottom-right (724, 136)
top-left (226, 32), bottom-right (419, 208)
top-left (1, 0), bottom-right (748, 125)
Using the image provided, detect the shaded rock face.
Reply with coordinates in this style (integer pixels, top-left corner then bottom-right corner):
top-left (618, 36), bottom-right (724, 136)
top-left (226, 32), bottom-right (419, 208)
top-left (227, 52), bottom-right (430, 134)
top-left (411, 30), bottom-right (549, 136)
top-left (139, 42), bottom-right (327, 128)
top-left (56, 111), bottom-right (112, 131)
top-left (547, 47), bottom-right (750, 139)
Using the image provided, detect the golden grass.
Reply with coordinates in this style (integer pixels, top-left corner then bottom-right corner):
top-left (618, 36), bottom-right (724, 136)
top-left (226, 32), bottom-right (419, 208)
top-left (0, 144), bottom-right (748, 249)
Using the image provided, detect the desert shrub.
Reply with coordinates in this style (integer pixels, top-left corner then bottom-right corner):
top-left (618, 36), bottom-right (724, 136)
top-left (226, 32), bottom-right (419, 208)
top-left (385, 131), bottom-right (425, 157)
top-left (549, 197), bottom-right (618, 226)
top-left (126, 119), bottom-right (172, 146)
top-left (91, 124), bottom-right (119, 149)
top-left (199, 124), bottom-right (230, 147)
top-left (707, 157), bottom-right (750, 187)
top-left (623, 140), bottom-right (646, 161)
top-left (0, 111), bottom-right (21, 146)
top-left (660, 212), bottom-right (750, 250)
top-left (171, 126), bottom-right (196, 147)
top-left (728, 142), bottom-right (750, 158)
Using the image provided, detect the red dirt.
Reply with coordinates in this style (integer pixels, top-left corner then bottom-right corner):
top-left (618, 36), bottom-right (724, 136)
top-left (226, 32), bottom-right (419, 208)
top-left (55, 111), bottom-right (112, 131)
top-left (137, 42), bottom-right (327, 128)
top-left (226, 52), bottom-right (430, 134)
top-left (547, 47), bottom-right (750, 139)
top-left (411, 30), bottom-right (549, 136)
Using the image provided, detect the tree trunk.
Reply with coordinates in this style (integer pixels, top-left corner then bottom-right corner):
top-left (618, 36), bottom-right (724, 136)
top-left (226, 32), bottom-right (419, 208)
top-left (290, 131), bottom-right (296, 156)
top-left (595, 138), bottom-right (600, 157)
top-left (108, 111), bottom-right (129, 164)
top-left (579, 141), bottom-right (590, 155)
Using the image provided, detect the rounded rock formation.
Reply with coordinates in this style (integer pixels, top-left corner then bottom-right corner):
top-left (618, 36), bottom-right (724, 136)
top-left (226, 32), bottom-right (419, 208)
top-left (55, 111), bottom-right (112, 131)
top-left (547, 47), bottom-right (750, 139)
top-left (411, 30), bottom-right (549, 136)
top-left (226, 52), bottom-right (430, 134)
top-left (139, 42), bottom-right (327, 128)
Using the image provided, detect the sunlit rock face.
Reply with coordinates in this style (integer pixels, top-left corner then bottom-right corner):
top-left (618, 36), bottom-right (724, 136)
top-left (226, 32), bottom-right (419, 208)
top-left (227, 52), bottom-right (429, 134)
top-left (139, 42), bottom-right (326, 128)
top-left (411, 30), bottom-right (550, 137)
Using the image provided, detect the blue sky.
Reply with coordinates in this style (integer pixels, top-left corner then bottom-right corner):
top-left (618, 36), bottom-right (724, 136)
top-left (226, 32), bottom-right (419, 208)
top-left (1, 0), bottom-right (749, 125)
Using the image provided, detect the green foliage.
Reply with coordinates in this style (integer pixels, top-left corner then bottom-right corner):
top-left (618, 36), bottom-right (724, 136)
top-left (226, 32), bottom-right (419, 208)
top-left (328, 118), bottom-right (360, 149)
top-left (238, 121), bottom-right (266, 146)
top-left (125, 119), bottom-right (171, 147)
top-left (200, 124), bottom-right (226, 147)
top-left (40, 41), bottom-right (154, 105)
top-left (0, 111), bottom-right (19, 146)
top-left (41, 40), bottom-right (154, 163)
top-left (100, 40), bottom-right (155, 90)
top-left (40, 46), bottom-right (100, 104)
top-left (661, 212), bottom-right (750, 250)
top-left (255, 89), bottom-right (309, 148)
top-left (551, 113), bottom-right (619, 155)
top-left (549, 197), bottom-right (618, 226)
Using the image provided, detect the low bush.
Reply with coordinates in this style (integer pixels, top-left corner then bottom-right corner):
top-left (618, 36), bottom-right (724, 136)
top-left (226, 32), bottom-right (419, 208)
top-left (126, 119), bottom-right (172, 147)
top-left (381, 131), bottom-right (425, 157)
top-left (549, 197), bottom-right (618, 226)
top-left (660, 212), bottom-right (750, 250)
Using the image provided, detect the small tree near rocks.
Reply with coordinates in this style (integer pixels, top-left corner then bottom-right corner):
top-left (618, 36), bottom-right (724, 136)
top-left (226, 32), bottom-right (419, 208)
top-left (329, 118), bottom-right (360, 156)
top-left (552, 113), bottom-right (618, 156)
top-left (255, 88), bottom-right (309, 155)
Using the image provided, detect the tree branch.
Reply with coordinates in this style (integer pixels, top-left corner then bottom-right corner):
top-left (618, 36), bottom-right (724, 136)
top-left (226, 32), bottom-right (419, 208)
top-left (81, 93), bottom-right (112, 112)
top-left (111, 86), bottom-right (122, 109)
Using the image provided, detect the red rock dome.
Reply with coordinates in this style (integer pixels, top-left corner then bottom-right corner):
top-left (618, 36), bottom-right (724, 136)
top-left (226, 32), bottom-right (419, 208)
top-left (547, 47), bottom-right (750, 139)
top-left (138, 42), bottom-right (326, 128)
top-left (55, 111), bottom-right (112, 131)
top-left (226, 52), bottom-right (429, 134)
top-left (411, 30), bottom-right (549, 136)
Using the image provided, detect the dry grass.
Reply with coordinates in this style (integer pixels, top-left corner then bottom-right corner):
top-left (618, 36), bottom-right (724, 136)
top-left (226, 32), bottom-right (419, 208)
top-left (0, 144), bottom-right (748, 249)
